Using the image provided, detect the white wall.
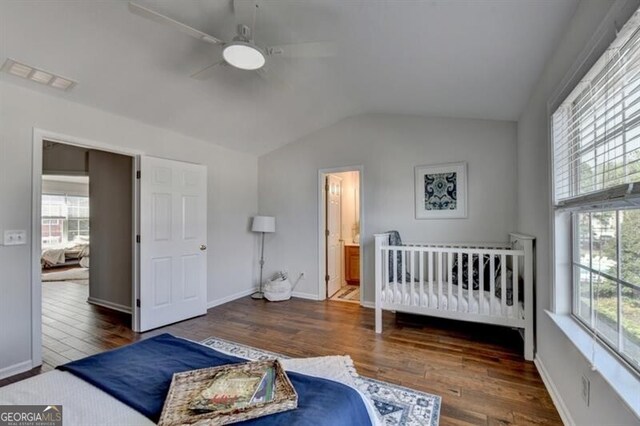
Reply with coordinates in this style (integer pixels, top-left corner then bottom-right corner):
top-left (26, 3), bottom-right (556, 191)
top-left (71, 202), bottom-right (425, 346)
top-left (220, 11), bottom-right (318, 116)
top-left (0, 81), bottom-right (258, 377)
top-left (517, 0), bottom-right (638, 423)
top-left (258, 114), bottom-right (517, 302)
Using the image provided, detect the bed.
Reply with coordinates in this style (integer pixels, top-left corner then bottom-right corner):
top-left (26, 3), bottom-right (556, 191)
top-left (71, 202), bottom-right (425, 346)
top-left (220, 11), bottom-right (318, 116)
top-left (0, 334), bottom-right (380, 426)
top-left (41, 241), bottom-right (89, 269)
top-left (374, 232), bottom-right (535, 360)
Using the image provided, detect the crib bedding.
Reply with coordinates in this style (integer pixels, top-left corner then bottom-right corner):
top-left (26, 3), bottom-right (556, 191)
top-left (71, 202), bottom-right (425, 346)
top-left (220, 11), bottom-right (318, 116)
top-left (382, 281), bottom-right (524, 319)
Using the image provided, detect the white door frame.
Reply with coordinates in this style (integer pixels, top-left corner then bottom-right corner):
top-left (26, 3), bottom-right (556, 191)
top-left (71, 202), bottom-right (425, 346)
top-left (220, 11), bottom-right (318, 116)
top-left (31, 128), bottom-right (142, 368)
top-left (317, 165), bottom-right (364, 303)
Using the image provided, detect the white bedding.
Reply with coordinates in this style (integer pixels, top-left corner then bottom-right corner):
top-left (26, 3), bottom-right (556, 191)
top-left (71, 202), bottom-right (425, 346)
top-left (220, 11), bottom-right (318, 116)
top-left (382, 281), bottom-right (524, 319)
top-left (41, 242), bottom-right (89, 266)
top-left (0, 354), bottom-right (381, 426)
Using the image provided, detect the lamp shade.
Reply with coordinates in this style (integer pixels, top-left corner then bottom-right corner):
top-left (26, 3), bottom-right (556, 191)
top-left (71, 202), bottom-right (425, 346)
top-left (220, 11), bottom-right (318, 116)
top-left (252, 216), bottom-right (276, 233)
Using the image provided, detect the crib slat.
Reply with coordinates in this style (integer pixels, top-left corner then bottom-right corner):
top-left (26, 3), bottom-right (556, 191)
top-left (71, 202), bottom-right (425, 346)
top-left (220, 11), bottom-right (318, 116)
top-left (401, 250), bottom-right (406, 304)
top-left (490, 255), bottom-right (496, 316)
top-left (468, 253), bottom-right (473, 313)
top-left (447, 252), bottom-right (453, 312)
top-left (457, 252), bottom-right (463, 312)
top-left (390, 249), bottom-right (396, 300)
top-left (428, 251), bottom-right (434, 308)
top-left (513, 255), bottom-right (519, 318)
top-left (419, 250), bottom-right (425, 306)
top-left (410, 250), bottom-right (415, 306)
top-left (438, 252), bottom-right (443, 307)
top-left (501, 254), bottom-right (507, 317)
top-left (479, 253), bottom-right (485, 315)
top-left (383, 249), bottom-right (389, 303)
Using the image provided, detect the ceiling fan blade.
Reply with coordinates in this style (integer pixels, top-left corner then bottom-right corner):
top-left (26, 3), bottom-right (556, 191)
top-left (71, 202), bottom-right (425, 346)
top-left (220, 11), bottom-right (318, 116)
top-left (255, 66), bottom-right (292, 91)
top-left (266, 42), bottom-right (336, 58)
top-left (128, 2), bottom-right (223, 45)
top-left (190, 61), bottom-right (227, 80)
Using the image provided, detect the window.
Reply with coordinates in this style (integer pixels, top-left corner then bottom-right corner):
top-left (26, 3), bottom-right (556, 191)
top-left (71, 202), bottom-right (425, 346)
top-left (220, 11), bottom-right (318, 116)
top-left (573, 209), bottom-right (640, 372)
top-left (41, 194), bottom-right (89, 247)
top-left (553, 10), bottom-right (640, 374)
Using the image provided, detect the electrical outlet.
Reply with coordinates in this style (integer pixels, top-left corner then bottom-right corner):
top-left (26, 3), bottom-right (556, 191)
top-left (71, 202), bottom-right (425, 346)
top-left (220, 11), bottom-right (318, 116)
top-left (581, 375), bottom-right (590, 406)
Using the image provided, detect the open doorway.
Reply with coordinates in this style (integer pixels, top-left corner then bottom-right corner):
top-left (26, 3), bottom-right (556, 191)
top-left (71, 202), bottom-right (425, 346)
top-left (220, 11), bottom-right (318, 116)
top-left (319, 168), bottom-right (362, 304)
top-left (38, 140), bottom-right (135, 368)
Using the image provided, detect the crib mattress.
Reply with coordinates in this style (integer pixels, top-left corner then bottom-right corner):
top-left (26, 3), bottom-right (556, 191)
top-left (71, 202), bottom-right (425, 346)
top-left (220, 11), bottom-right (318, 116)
top-left (381, 281), bottom-right (524, 319)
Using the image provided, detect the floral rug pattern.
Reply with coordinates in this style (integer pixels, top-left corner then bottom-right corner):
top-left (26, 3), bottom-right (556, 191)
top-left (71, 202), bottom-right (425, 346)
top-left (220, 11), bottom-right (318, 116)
top-left (200, 337), bottom-right (440, 426)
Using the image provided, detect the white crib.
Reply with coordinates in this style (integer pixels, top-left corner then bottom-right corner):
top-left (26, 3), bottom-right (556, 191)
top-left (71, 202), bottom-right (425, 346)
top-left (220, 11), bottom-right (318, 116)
top-left (374, 232), bottom-right (535, 360)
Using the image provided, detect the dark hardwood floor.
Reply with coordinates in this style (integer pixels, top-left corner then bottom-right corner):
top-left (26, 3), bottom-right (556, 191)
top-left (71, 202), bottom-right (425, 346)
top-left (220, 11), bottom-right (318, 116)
top-left (1, 281), bottom-right (561, 425)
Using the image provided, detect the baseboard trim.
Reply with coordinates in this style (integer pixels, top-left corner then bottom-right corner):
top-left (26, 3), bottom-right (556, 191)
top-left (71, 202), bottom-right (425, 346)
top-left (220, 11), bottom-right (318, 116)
top-left (291, 291), bottom-right (320, 301)
top-left (87, 297), bottom-right (132, 314)
top-left (0, 360), bottom-right (33, 381)
top-left (207, 288), bottom-right (255, 309)
top-left (534, 356), bottom-right (575, 426)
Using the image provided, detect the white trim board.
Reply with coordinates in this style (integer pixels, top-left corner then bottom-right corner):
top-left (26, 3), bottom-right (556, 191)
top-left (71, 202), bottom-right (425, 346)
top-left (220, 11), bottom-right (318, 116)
top-left (87, 297), bottom-right (132, 314)
top-left (360, 301), bottom-right (374, 309)
top-left (207, 288), bottom-right (255, 309)
top-left (0, 360), bottom-right (33, 381)
top-left (292, 291), bottom-right (321, 301)
top-left (534, 356), bottom-right (575, 426)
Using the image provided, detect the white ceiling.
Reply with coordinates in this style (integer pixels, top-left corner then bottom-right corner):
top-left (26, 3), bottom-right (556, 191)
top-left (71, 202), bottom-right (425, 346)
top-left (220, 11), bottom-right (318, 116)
top-left (0, 0), bottom-right (579, 155)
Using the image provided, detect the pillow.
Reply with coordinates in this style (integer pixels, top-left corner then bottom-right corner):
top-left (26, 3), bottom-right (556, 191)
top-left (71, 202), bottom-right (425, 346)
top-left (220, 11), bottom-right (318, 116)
top-left (451, 254), bottom-right (501, 291)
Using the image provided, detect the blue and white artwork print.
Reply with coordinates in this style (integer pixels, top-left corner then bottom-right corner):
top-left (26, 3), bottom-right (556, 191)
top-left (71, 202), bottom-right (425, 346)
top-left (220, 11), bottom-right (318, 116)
top-left (415, 162), bottom-right (467, 219)
top-left (424, 172), bottom-right (457, 211)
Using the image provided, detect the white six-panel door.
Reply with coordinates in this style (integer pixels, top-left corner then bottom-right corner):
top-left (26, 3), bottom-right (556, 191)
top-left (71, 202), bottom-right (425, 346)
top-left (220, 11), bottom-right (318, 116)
top-left (140, 156), bottom-right (207, 331)
top-left (326, 175), bottom-right (342, 298)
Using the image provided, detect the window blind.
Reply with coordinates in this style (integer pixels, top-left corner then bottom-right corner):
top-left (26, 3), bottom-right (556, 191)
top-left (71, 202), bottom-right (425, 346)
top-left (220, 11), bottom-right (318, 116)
top-left (553, 11), bottom-right (640, 207)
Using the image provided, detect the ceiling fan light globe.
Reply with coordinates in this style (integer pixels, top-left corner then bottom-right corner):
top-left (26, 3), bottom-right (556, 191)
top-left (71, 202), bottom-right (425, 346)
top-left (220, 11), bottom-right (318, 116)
top-left (223, 42), bottom-right (266, 70)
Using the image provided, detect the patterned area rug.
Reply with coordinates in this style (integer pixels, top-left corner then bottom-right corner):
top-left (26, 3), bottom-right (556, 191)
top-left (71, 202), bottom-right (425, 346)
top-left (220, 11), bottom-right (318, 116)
top-left (201, 337), bottom-right (441, 426)
top-left (331, 285), bottom-right (361, 303)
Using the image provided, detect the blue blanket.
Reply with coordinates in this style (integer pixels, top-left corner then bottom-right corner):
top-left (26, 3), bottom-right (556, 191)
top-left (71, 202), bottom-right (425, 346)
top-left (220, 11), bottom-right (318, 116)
top-left (58, 334), bottom-right (371, 425)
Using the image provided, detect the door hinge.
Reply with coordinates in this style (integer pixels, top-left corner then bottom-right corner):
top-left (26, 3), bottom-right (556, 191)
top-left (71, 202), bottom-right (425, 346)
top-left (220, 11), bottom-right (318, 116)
top-left (325, 274), bottom-right (330, 282)
top-left (136, 235), bottom-right (141, 243)
top-left (325, 229), bottom-right (329, 237)
top-left (136, 170), bottom-right (141, 179)
top-left (136, 298), bottom-right (140, 308)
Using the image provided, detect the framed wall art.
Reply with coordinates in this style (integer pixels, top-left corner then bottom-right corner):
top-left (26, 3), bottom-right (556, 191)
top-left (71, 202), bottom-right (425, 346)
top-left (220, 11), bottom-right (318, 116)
top-left (415, 162), bottom-right (467, 219)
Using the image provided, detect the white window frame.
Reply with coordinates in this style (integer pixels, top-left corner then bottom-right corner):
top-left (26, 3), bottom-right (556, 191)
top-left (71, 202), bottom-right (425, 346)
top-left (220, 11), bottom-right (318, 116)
top-left (546, 0), bottom-right (640, 417)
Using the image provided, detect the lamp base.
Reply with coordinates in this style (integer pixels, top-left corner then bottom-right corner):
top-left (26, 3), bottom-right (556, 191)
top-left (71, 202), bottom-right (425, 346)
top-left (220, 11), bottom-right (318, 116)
top-left (251, 291), bottom-right (265, 300)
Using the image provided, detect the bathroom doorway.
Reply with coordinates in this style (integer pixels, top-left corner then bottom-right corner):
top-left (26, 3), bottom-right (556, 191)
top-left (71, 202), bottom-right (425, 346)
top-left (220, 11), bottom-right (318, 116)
top-left (318, 168), bottom-right (362, 304)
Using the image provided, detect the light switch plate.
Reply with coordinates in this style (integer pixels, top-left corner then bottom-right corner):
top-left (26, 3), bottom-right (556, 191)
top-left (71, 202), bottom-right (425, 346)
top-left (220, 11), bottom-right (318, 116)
top-left (4, 230), bottom-right (27, 246)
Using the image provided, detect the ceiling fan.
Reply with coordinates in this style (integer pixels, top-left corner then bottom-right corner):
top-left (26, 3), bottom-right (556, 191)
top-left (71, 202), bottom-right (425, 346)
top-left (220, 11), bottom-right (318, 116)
top-left (128, 1), bottom-right (335, 81)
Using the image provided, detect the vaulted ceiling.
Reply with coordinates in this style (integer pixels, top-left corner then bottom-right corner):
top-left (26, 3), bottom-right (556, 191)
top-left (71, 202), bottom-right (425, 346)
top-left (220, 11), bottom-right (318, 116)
top-left (0, 0), bottom-right (579, 155)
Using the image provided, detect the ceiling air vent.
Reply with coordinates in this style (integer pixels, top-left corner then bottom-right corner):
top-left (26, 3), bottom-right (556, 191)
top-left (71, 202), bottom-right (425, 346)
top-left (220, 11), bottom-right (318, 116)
top-left (2, 58), bottom-right (76, 91)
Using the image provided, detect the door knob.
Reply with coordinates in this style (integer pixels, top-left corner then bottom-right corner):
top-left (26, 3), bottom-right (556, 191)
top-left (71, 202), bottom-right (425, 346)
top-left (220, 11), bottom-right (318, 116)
top-left (200, 244), bottom-right (207, 251)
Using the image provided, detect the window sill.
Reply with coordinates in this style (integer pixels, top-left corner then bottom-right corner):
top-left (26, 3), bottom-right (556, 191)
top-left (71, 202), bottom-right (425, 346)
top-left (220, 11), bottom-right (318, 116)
top-left (546, 310), bottom-right (640, 418)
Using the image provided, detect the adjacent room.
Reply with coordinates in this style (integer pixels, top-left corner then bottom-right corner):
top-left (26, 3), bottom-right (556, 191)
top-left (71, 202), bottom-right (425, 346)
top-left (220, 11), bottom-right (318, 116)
top-left (39, 141), bottom-right (134, 368)
top-left (1, 1), bottom-right (639, 425)
top-left (323, 169), bottom-right (362, 303)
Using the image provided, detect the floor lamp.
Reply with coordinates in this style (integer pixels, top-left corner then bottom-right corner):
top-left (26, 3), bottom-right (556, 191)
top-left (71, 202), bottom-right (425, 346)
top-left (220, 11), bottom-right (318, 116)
top-left (251, 216), bottom-right (276, 299)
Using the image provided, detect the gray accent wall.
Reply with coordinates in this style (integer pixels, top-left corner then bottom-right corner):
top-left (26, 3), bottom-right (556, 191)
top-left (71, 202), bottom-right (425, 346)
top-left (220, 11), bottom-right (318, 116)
top-left (88, 150), bottom-right (133, 311)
